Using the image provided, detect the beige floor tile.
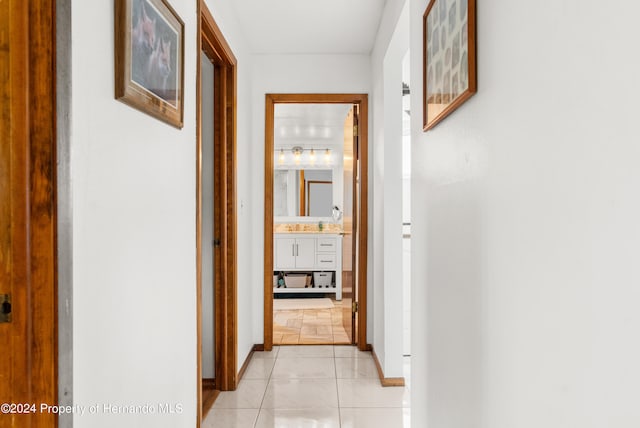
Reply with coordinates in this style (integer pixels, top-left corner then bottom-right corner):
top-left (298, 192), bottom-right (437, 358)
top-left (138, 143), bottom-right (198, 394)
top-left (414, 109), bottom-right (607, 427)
top-left (340, 408), bottom-right (410, 428)
top-left (334, 346), bottom-right (372, 359)
top-left (262, 379), bottom-right (339, 409)
top-left (337, 379), bottom-right (410, 408)
top-left (286, 319), bottom-right (303, 328)
top-left (300, 326), bottom-right (317, 335)
top-left (213, 379), bottom-right (268, 409)
top-left (202, 342), bottom-right (411, 428)
top-left (252, 346), bottom-right (279, 359)
top-left (271, 357), bottom-right (335, 379)
top-left (317, 325), bottom-right (332, 335)
top-left (273, 305), bottom-right (356, 345)
top-left (303, 319), bottom-right (327, 327)
top-left (202, 409), bottom-right (259, 428)
top-left (255, 408), bottom-right (341, 428)
top-left (243, 357), bottom-right (277, 379)
top-left (334, 357), bottom-right (378, 379)
top-left (332, 325), bottom-right (349, 335)
top-left (278, 345), bottom-right (334, 358)
top-left (300, 336), bottom-right (333, 344)
top-left (280, 334), bottom-right (300, 344)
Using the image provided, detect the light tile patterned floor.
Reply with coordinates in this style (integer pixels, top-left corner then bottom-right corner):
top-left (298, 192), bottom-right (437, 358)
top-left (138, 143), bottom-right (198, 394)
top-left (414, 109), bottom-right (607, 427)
top-left (203, 345), bottom-right (411, 428)
top-left (273, 300), bottom-right (351, 345)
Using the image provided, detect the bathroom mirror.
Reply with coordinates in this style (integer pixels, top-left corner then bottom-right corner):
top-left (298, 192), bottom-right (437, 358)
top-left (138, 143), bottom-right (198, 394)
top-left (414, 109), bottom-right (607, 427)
top-left (274, 169), bottom-right (333, 218)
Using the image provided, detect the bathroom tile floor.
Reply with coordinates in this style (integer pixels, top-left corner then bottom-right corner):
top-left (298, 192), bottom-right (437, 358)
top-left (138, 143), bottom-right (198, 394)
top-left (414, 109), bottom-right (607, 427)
top-left (273, 300), bottom-right (351, 345)
top-left (204, 345), bottom-right (411, 428)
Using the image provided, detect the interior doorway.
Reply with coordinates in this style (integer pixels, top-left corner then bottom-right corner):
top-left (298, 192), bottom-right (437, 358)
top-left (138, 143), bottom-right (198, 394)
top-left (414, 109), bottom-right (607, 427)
top-left (196, 1), bottom-right (238, 424)
top-left (264, 94), bottom-right (369, 351)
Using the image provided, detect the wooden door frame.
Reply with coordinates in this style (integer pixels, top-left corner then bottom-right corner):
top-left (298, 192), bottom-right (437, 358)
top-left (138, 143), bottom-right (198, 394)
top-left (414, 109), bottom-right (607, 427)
top-left (196, 1), bottom-right (238, 426)
top-left (263, 94), bottom-right (369, 351)
top-left (2, 0), bottom-right (58, 426)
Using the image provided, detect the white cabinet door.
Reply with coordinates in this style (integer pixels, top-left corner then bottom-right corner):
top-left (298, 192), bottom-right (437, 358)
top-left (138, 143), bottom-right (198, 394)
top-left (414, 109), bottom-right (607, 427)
top-left (275, 238), bottom-right (296, 270)
top-left (295, 238), bottom-right (316, 269)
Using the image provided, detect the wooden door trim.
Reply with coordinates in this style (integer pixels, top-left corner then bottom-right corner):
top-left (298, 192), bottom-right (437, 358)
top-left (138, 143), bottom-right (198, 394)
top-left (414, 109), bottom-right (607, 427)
top-left (197, 2), bottom-right (238, 426)
top-left (264, 94), bottom-right (369, 351)
top-left (2, 0), bottom-right (58, 425)
top-left (299, 170), bottom-right (305, 216)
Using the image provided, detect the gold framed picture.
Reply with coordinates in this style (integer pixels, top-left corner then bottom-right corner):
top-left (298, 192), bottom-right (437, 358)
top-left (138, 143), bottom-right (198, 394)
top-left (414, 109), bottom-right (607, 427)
top-left (115, 0), bottom-right (184, 128)
top-left (423, 0), bottom-right (477, 131)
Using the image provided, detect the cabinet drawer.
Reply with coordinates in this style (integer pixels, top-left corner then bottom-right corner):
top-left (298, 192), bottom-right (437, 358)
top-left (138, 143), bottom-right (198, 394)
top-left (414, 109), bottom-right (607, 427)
top-left (316, 254), bottom-right (336, 269)
top-left (316, 238), bottom-right (337, 252)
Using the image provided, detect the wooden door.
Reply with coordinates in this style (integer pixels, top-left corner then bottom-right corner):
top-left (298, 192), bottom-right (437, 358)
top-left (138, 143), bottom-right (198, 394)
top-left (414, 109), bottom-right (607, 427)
top-left (0, 1), bottom-right (57, 427)
top-left (342, 106), bottom-right (357, 342)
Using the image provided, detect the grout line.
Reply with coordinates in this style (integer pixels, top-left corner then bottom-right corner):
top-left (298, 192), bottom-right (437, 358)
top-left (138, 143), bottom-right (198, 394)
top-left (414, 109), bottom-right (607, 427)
top-left (253, 349), bottom-right (276, 427)
top-left (334, 346), bottom-right (344, 427)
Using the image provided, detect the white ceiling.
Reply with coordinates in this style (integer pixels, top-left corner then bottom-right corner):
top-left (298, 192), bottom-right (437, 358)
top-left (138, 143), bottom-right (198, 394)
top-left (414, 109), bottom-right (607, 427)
top-left (230, 0), bottom-right (387, 54)
top-left (274, 104), bottom-right (352, 149)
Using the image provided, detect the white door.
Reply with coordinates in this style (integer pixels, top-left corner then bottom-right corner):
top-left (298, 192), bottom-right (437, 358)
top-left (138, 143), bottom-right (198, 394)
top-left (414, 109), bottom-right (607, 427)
top-left (295, 238), bottom-right (316, 269)
top-left (275, 238), bottom-right (296, 269)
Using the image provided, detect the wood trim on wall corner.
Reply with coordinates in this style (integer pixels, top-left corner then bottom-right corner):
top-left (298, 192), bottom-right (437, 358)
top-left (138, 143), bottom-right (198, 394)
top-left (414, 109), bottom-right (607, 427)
top-left (237, 345), bottom-right (261, 382)
top-left (201, 382), bottom-right (219, 421)
top-left (371, 346), bottom-right (406, 387)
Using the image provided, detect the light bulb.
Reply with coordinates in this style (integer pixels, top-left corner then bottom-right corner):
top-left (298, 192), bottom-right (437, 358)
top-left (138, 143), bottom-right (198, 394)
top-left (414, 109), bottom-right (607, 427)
top-left (309, 148), bottom-right (316, 164)
top-left (278, 148), bottom-right (285, 164)
top-left (293, 147), bottom-right (302, 165)
top-left (324, 148), bottom-right (331, 164)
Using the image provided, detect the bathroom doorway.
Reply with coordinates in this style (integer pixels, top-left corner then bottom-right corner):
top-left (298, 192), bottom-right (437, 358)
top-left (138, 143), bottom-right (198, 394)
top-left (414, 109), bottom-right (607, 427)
top-left (264, 94), bottom-right (369, 351)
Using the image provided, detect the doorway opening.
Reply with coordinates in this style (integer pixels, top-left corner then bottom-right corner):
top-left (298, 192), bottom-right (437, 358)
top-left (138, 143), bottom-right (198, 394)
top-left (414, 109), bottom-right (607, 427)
top-left (264, 94), bottom-right (369, 351)
top-left (197, 1), bottom-right (238, 424)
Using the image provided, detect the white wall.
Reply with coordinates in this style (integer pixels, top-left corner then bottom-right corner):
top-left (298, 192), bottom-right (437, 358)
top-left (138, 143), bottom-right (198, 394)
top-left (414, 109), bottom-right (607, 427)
top-left (370, 0), bottom-right (409, 377)
top-left (410, 0), bottom-right (640, 427)
top-left (71, 0), bottom-right (253, 426)
top-left (250, 54), bottom-right (372, 344)
top-left (72, 0), bottom-right (197, 425)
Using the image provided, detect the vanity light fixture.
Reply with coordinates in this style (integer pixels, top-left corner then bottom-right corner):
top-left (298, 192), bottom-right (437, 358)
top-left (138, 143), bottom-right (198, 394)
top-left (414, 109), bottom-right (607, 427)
top-left (324, 148), bottom-right (331, 164)
top-left (278, 148), bottom-right (285, 165)
top-left (309, 148), bottom-right (316, 164)
top-left (292, 146), bottom-right (303, 165)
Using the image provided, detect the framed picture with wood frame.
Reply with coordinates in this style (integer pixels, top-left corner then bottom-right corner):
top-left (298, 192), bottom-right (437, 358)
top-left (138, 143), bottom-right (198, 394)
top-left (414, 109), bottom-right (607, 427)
top-left (115, 0), bottom-right (184, 128)
top-left (423, 0), bottom-right (476, 131)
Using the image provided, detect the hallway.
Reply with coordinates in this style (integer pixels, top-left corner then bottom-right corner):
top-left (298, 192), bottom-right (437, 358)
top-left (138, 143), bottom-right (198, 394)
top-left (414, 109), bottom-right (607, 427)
top-left (42, 0), bottom-right (640, 426)
top-left (204, 346), bottom-right (410, 427)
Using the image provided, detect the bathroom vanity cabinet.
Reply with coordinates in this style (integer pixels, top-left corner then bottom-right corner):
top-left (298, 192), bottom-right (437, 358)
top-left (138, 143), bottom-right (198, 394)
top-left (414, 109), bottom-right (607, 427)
top-left (274, 233), bottom-right (342, 300)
